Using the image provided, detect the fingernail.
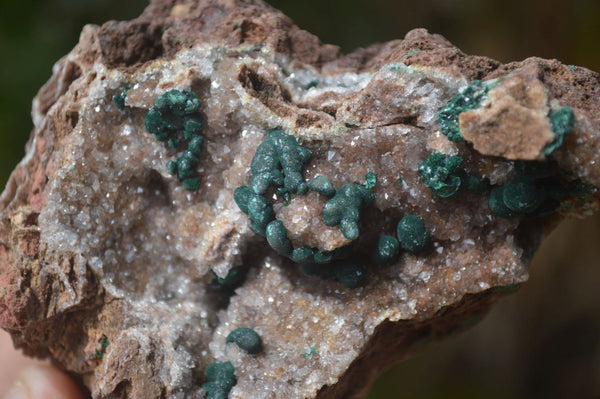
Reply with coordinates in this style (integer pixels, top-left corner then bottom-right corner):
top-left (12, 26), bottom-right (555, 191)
top-left (3, 377), bottom-right (30, 399)
top-left (3, 365), bottom-right (53, 399)
top-left (3, 364), bottom-right (83, 399)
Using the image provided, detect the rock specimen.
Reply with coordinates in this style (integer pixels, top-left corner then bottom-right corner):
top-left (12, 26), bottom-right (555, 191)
top-left (0, 0), bottom-right (599, 398)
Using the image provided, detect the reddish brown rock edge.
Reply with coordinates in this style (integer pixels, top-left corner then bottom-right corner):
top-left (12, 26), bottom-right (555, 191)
top-left (0, 0), bottom-right (599, 398)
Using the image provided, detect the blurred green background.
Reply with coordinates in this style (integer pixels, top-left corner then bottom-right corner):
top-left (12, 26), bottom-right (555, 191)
top-left (1, 0), bottom-right (600, 398)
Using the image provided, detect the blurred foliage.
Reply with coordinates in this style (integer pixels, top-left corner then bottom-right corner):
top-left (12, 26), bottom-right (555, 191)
top-left (1, 1), bottom-right (600, 398)
top-left (271, 0), bottom-right (600, 68)
top-left (0, 0), bottom-right (147, 184)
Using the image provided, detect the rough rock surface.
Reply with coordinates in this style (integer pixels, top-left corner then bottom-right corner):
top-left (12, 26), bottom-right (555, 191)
top-left (1, 1), bottom-right (599, 398)
top-left (460, 71), bottom-right (555, 160)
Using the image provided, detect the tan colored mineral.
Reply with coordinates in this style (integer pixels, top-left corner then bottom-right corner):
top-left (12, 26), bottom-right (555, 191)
top-left (460, 73), bottom-right (554, 160)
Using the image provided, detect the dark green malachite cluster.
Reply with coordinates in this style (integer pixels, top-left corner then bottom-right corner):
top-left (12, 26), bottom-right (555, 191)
top-left (419, 141), bottom-right (591, 221)
top-left (233, 186), bottom-right (275, 236)
top-left (144, 89), bottom-right (204, 191)
top-left (292, 245), bottom-right (352, 266)
top-left (260, 213), bottom-right (359, 273)
top-left (544, 106), bottom-right (576, 156)
top-left (434, 79), bottom-right (592, 221)
top-left (233, 129), bottom-right (378, 288)
top-left (365, 172), bottom-right (377, 189)
top-left (231, 93), bottom-right (588, 290)
top-left (322, 184), bottom-right (375, 240)
top-left (307, 175), bottom-right (336, 197)
top-left (249, 129), bottom-right (312, 196)
top-left (92, 335), bottom-right (110, 360)
top-left (418, 152), bottom-right (488, 198)
top-left (371, 235), bottom-right (400, 266)
top-left (226, 327), bottom-right (263, 354)
top-left (203, 329), bottom-right (263, 397)
top-left (396, 215), bottom-right (431, 253)
top-left (234, 129), bottom-right (311, 236)
top-left (202, 361), bottom-right (236, 399)
top-left (371, 215), bottom-right (431, 266)
top-left (438, 80), bottom-right (490, 142)
top-left (418, 152), bottom-right (464, 198)
top-left (265, 220), bottom-right (293, 256)
top-left (488, 161), bottom-right (592, 218)
top-left (439, 76), bottom-right (575, 158)
top-left (112, 85), bottom-right (129, 110)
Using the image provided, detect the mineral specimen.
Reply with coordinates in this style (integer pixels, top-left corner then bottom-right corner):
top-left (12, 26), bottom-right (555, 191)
top-left (371, 235), bottom-right (400, 266)
top-left (145, 88), bottom-right (205, 190)
top-left (321, 183), bottom-right (375, 240)
top-left (418, 152), bottom-right (465, 198)
top-left (225, 327), bottom-right (263, 355)
top-left (0, 0), bottom-right (599, 398)
top-left (202, 361), bottom-right (237, 399)
top-left (438, 79), bottom-right (491, 142)
top-left (396, 215), bottom-right (431, 254)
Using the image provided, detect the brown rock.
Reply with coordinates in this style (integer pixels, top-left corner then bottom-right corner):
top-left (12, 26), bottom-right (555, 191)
top-left (460, 73), bottom-right (554, 160)
top-left (0, 1), bottom-right (599, 398)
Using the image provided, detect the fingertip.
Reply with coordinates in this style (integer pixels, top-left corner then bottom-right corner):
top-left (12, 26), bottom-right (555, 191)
top-left (3, 365), bottom-right (84, 399)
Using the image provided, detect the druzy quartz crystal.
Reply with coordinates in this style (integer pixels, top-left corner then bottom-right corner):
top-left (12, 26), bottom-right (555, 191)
top-left (0, 0), bottom-right (600, 398)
